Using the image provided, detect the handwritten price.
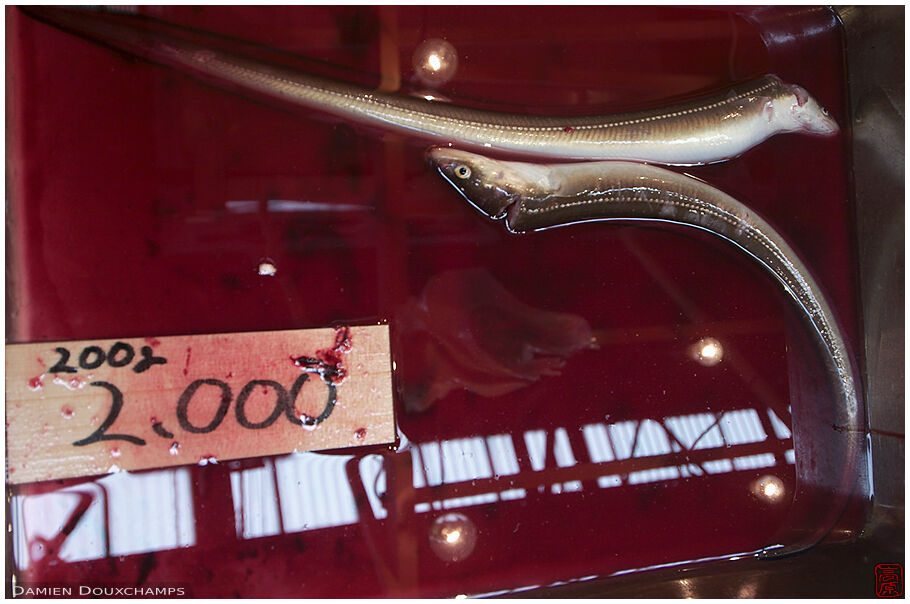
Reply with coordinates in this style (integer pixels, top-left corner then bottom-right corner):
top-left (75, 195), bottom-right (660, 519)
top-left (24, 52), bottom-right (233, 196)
top-left (7, 326), bottom-right (394, 484)
top-left (68, 353), bottom-right (338, 448)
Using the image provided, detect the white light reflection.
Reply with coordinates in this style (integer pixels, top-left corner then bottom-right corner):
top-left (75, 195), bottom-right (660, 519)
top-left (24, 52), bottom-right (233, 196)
top-left (224, 200), bottom-right (371, 214)
top-left (230, 453), bottom-right (386, 540)
top-left (429, 512), bottom-right (477, 562)
top-left (358, 454), bottom-right (388, 520)
top-left (272, 453), bottom-right (358, 533)
top-left (230, 461), bottom-right (281, 539)
top-left (9, 402), bottom-right (797, 575)
top-left (267, 200), bottom-right (369, 213)
top-left (610, 548), bottom-right (765, 578)
top-left (733, 453), bottom-right (776, 471)
top-left (690, 337), bottom-right (724, 366)
top-left (222, 407), bottom-right (794, 541)
top-left (750, 474), bottom-right (786, 502)
top-left (408, 408), bottom-right (792, 511)
top-left (225, 200), bottom-right (258, 214)
top-left (413, 92), bottom-right (452, 103)
top-left (11, 468), bottom-right (195, 569)
top-left (257, 259), bottom-right (277, 277)
top-left (411, 434), bottom-right (525, 513)
top-left (412, 38), bottom-right (458, 87)
top-left (720, 409), bottom-right (768, 445)
top-left (766, 408), bottom-right (792, 438)
top-left (665, 413), bottom-right (724, 450)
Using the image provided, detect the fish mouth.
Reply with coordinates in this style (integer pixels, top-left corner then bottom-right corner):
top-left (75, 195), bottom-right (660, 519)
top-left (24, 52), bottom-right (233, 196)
top-left (818, 114), bottom-right (840, 135)
top-left (425, 146), bottom-right (448, 170)
top-left (801, 114), bottom-right (839, 136)
top-left (426, 148), bottom-right (461, 186)
top-left (426, 146), bottom-right (520, 223)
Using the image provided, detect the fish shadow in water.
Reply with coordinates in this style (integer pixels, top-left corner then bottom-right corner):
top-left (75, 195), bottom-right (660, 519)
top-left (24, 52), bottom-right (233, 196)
top-left (393, 268), bottom-right (597, 414)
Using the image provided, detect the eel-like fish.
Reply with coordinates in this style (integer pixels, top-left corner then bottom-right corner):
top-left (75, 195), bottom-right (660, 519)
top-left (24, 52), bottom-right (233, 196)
top-left (428, 147), bottom-right (858, 424)
top-left (24, 7), bottom-right (838, 165)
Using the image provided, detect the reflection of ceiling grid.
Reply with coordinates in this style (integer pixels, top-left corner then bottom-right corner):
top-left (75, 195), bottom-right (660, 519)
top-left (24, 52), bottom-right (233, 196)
top-left (12, 403), bottom-right (793, 567)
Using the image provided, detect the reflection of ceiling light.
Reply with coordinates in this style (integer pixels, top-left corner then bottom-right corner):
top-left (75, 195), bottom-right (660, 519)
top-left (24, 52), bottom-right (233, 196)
top-left (413, 38), bottom-right (458, 87)
top-left (429, 512), bottom-right (477, 562)
top-left (700, 342), bottom-right (719, 359)
top-left (258, 259), bottom-right (277, 277)
top-left (763, 480), bottom-right (782, 498)
top-left (751, 474), bottom-right (786, 502)
top-left (443, 527), bottom-right (462, 544)
top-left (689, 337), bottom-right (724, 366)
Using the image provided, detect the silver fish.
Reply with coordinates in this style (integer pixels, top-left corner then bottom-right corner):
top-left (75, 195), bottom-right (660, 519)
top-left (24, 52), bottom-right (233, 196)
top-left (428, 147), bottom-right (859, 428)
top-left (26, 7), bottom-right (838, 165)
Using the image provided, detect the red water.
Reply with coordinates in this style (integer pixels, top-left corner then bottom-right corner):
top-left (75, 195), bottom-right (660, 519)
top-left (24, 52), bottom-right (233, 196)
top-left (7, 6), bottom-right (864, 598)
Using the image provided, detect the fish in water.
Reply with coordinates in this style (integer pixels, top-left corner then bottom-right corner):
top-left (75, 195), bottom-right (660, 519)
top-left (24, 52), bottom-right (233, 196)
top-left (428, 146), bottom-right (859, 428)
top-left (24, 7), bottom-right (838, 165)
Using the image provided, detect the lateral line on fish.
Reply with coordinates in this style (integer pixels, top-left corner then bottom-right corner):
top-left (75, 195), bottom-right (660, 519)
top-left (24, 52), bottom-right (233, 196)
top-left (523, 190), bottom-right (838, 350)
top-left (24, 7), bottom-right (839, 164)
top-left (193, 48), bottom-right (777, 132)
top-left (428, 148), bottom-right (860, 428)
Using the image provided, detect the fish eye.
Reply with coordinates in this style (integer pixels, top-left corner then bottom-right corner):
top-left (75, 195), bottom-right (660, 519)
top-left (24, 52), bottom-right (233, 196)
top-left (454, 164), bottom-right (471, 179)
top-left (821, 106), bottom-right (829, 116)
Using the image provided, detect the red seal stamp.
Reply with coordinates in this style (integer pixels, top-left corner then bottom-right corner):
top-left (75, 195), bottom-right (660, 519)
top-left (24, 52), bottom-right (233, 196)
top-left (876, 563), bottom-right (903, 598)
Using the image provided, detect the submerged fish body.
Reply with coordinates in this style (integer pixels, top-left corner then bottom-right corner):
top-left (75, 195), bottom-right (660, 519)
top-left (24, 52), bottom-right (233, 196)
top-left (26, 7), bottom-right (837, 165)
top-left (429, 146), bottom-right (859, 426)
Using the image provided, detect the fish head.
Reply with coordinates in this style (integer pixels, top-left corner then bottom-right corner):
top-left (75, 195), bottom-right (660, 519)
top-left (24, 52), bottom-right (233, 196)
top-left (427, 147), bottom-right (524, 220)
top-left (774, 82), bottom-right (840, 136)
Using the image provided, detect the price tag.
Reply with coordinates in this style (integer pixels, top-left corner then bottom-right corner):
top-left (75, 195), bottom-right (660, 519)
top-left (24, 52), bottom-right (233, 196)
top-left (6, 325), bottom-right (395, 485)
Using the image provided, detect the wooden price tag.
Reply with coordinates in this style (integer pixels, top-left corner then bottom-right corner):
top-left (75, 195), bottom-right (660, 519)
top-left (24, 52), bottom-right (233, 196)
top-left (6, 325), bottom-right (395, 485)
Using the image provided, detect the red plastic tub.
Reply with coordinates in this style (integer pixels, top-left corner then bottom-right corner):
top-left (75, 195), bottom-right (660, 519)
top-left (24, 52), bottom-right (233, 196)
top-left (6, 6), bottom-right (867, 597)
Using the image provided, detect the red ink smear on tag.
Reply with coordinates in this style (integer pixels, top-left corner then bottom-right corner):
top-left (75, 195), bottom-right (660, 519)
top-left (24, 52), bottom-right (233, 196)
top-left (315, 326), bottom-right (352, 383)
